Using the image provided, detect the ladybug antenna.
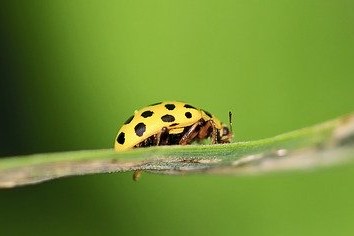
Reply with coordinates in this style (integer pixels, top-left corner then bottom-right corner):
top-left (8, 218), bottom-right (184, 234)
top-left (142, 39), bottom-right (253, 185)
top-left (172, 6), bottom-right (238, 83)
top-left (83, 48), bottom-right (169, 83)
top-left (228, 111), bottom-right (233, 133)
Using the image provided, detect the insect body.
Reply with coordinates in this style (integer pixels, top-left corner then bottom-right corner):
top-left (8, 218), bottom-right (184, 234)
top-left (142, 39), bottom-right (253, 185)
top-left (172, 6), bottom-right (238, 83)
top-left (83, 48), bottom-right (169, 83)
top-left (114, 101), bottom-right (232, 151)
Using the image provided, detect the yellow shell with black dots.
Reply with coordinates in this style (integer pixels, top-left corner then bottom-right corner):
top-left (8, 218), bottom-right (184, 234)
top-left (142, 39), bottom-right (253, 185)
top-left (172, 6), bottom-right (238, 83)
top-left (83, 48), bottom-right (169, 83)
top-left (114, 101), bottom-right (231, 151)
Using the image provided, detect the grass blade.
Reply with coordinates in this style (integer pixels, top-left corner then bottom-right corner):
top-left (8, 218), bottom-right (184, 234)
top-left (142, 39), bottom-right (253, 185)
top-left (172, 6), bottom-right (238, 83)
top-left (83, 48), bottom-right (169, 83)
top-left (0, 113), bottom-right (353, 188)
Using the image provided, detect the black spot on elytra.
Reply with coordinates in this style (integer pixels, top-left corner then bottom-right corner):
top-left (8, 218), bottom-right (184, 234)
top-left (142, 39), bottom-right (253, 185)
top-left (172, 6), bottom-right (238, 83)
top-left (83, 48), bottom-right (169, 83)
top-left (203, 110), bottom-right (213, 118)
top-left (170, 123), bottom-right (179, 127)
top-left (165, 104), bottom-right (176, 110)
top-left (141, 110), bottom-right (154, 118)
top-left (185, 112), bottom-right (192, 119)
top-left (117, 132), bottom-right (125, 144)
top-left (184, 104), bottom-right (196, 109)
top-left (124, 115), bottom-right (134, 124)
top-left (134, 123), bottom-right (146, 137)
top-left (161, 114), bottom-right (175, 122)
top-left (149, 102), bottom-right (162, 106)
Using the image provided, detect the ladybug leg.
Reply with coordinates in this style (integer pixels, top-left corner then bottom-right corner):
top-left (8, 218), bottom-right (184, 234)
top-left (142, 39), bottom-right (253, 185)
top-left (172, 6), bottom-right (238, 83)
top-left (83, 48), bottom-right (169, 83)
top-left (210, 121), bottom-right (218, 144)
top-left (198, 120), bottom-right (218, 144)
top-left (156, 127), bottom-right (169, 145)
top-left (179, 121), bottom-right (203, 145)
top-left (133, 127), bottom-right (169, 181)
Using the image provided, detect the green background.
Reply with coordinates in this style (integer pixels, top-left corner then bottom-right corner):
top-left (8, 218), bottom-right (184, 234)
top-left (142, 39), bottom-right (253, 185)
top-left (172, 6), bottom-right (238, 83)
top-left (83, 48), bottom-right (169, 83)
top-left (1, 1), bottom-right (354, 235)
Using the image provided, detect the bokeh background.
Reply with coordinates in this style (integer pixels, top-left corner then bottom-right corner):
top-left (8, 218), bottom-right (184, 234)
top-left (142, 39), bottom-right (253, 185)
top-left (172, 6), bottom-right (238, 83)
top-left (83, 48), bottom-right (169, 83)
top-left (1, 1), bottom-right (354, 235)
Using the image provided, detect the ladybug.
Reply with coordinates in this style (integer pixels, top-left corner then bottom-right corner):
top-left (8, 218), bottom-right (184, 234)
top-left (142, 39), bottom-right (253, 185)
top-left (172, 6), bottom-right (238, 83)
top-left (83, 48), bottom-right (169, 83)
top-left (114, 101), bottom-right (233, 151)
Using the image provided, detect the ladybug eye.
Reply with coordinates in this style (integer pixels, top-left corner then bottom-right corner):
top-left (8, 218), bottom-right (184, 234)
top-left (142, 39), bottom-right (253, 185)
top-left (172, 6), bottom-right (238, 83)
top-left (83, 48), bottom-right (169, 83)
top-left (222, 127), bottom-right (230, 136)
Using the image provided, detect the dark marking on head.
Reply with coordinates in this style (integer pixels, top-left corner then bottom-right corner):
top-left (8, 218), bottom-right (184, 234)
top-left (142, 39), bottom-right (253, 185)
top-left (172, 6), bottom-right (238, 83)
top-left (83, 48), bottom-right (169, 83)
top-left (141, 110), bottom-right (154, 118)
top-left (203, 110), bottom-right (213, 118)
top-left (124, 115), bottom-right (134, 124)
top-left (161, 114), bottom-right (175, 122)
top-left (149, 102), bottom-right (162, 106)
top-left (185, 112), bottom-right (192, 118)
top-left (222, 127), bottom-right (230, 136)
top-left (169, 123), bottom-right (179, 127)
top-left (165, 104), bottom-right (176, 110)
top-left (184, 104), bottom-right (196, 109)
top-left (134, 123), bottom-right (146, 137)
top-left (117, 132), bottom-right (125, 144)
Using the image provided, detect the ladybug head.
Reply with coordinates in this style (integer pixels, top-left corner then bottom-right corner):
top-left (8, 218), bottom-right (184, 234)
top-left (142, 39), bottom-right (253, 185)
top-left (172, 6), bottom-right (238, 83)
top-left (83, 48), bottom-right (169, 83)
top-left (219, 111), bottom-right (233, 143)
top-left (219, 125), bottom-right (233, 143)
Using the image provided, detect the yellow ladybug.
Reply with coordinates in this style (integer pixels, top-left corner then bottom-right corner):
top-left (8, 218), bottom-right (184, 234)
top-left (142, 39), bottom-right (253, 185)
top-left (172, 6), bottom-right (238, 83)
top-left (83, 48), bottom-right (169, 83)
top-left (114, 101), bottom-right (232, 151)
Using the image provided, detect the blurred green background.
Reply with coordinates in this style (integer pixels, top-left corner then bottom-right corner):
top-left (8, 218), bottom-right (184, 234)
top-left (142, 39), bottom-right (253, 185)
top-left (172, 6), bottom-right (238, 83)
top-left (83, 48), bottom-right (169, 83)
top-left (1, 1), bottom-right (354, 235)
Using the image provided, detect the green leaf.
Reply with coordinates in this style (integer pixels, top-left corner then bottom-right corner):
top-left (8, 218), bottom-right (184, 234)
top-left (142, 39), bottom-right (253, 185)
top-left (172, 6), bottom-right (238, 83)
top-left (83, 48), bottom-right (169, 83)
top-left (0, 113), bottom-right (353, 188)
